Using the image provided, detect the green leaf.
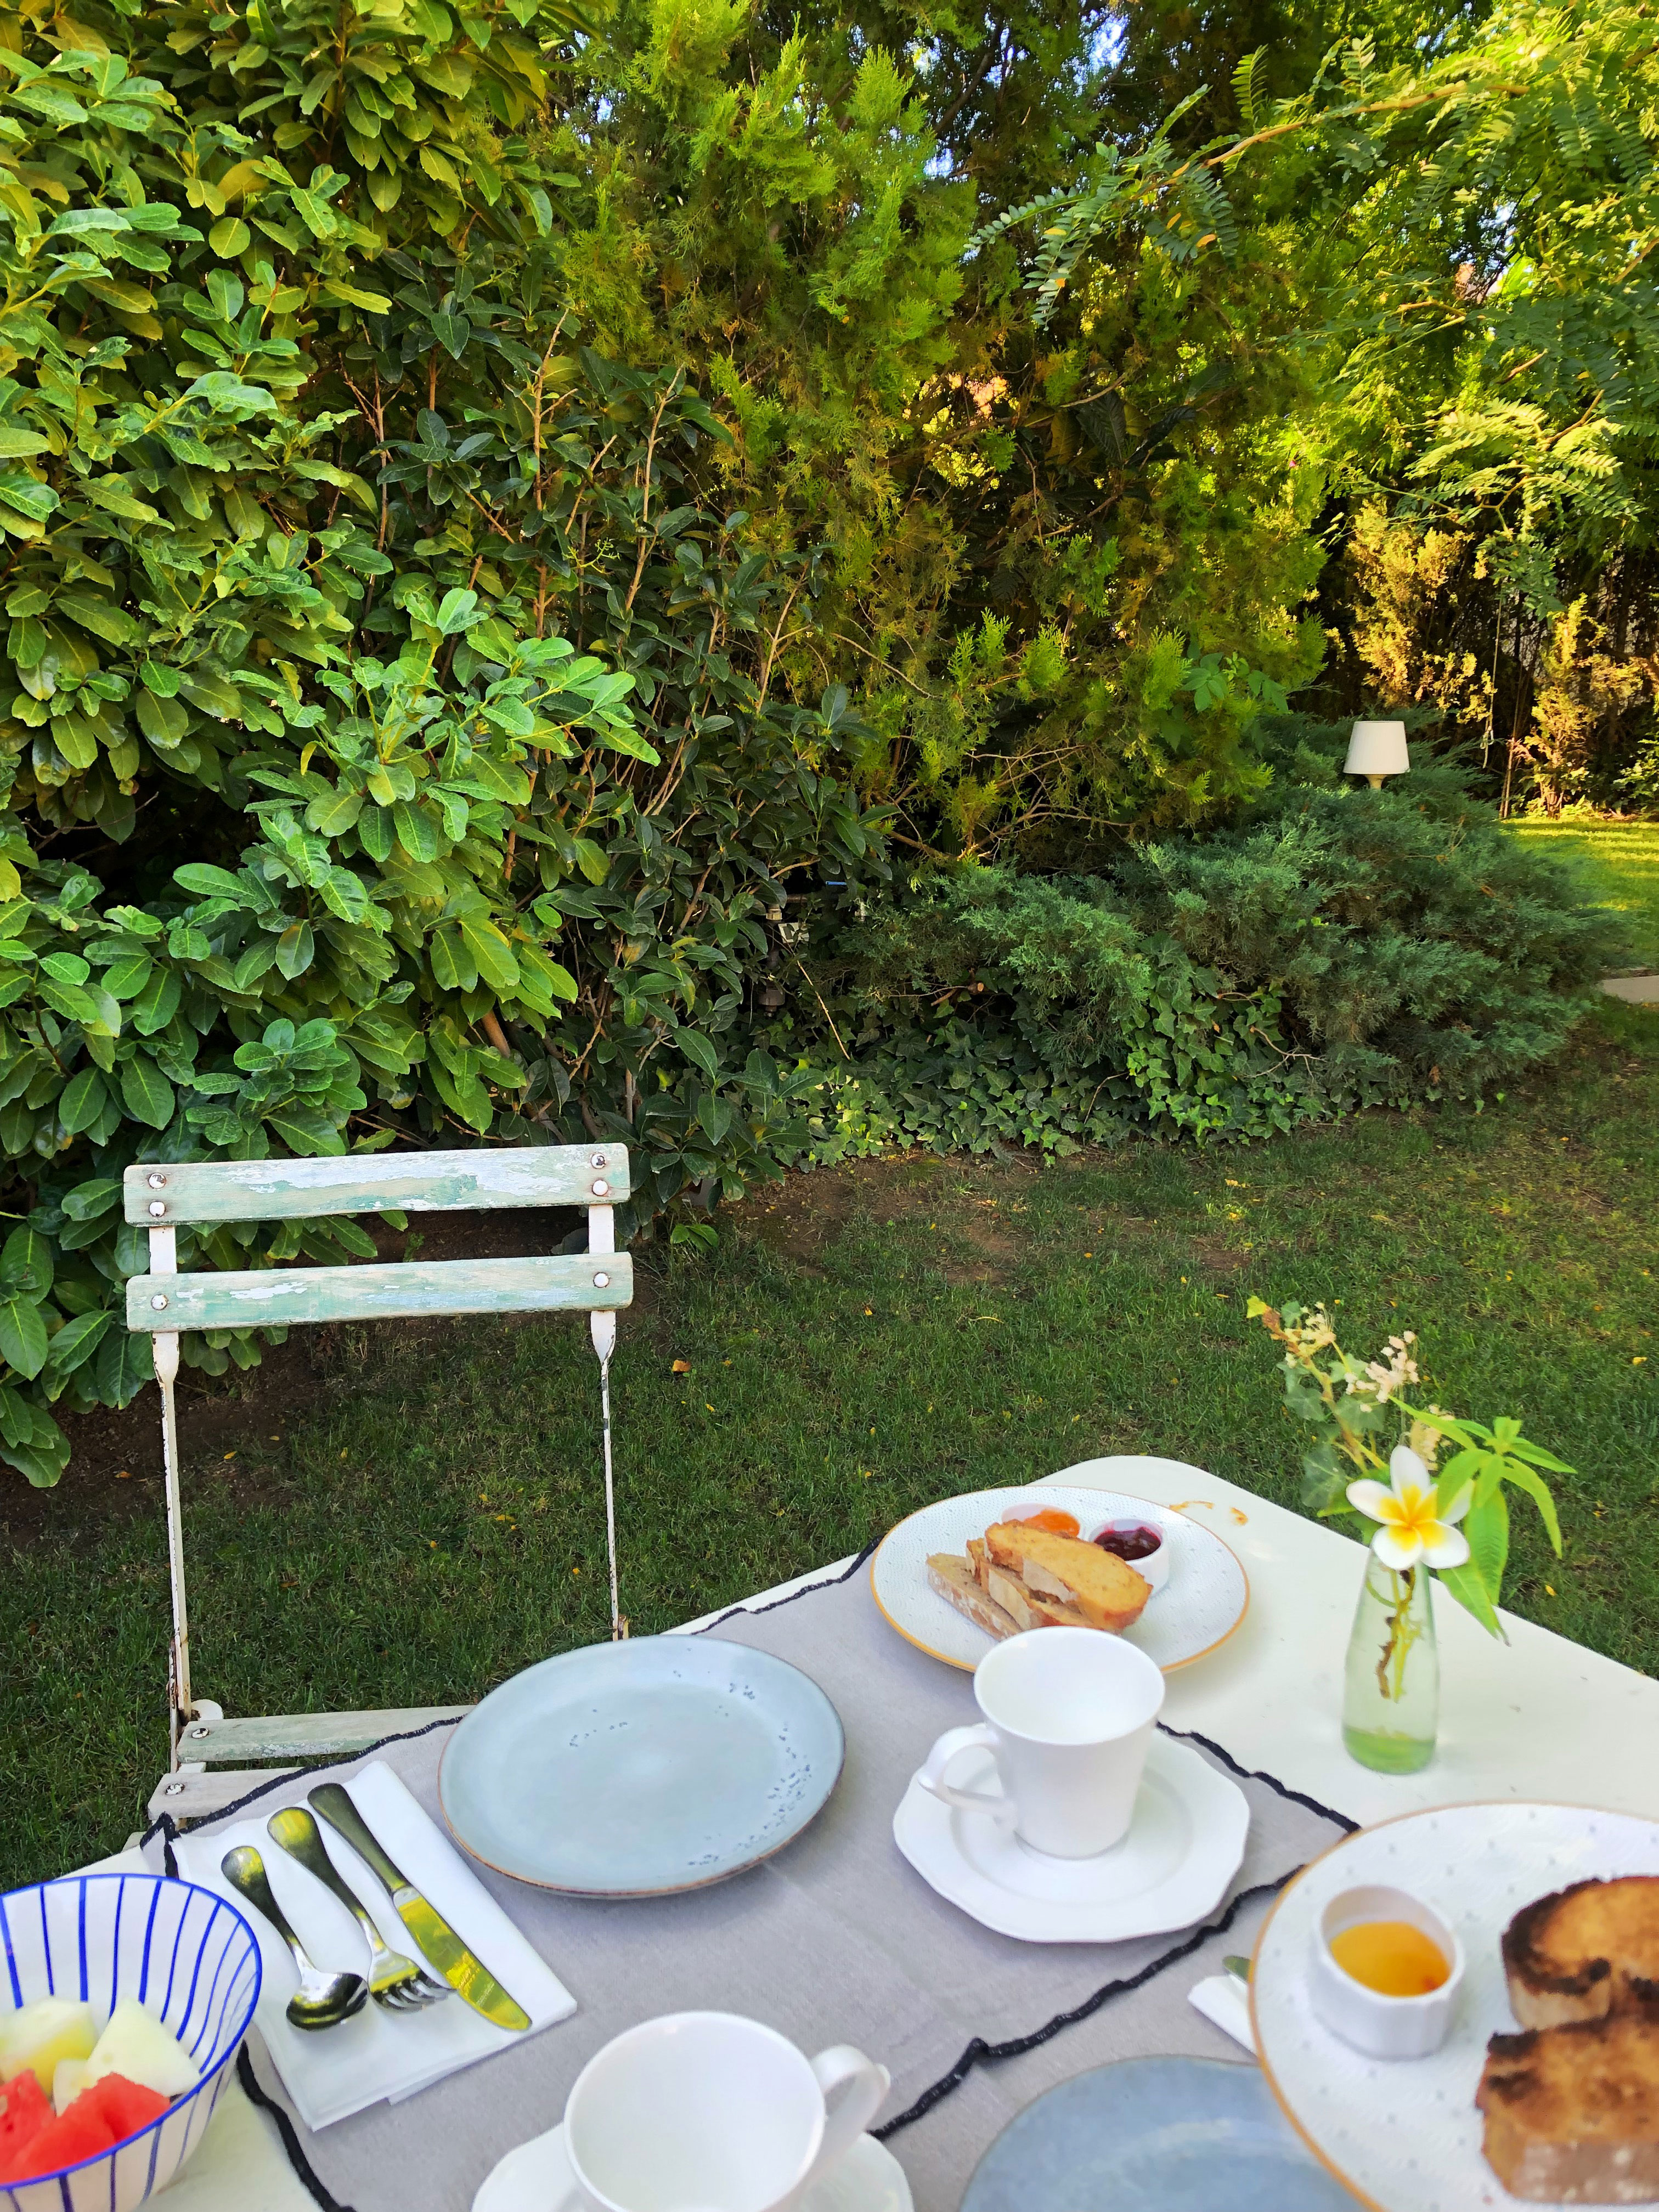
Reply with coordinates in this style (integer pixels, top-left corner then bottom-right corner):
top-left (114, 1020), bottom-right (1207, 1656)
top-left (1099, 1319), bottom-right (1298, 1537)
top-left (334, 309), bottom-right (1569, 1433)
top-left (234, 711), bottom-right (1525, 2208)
top-left (0, 1290), bottom-right (49, 1379)
top-left (593, 725), bottom-right (662, 766)
top-left (393, 799), bottom-right (439, 863)
top-left (94, 1326), bottom-right (153, 1408)
top-left (137, 691), bottom-right (190, 747)
top-left (0, 426), bottom-right (49, 460)
top-left (2, 1226), bottom-right (52, 1298)
top-left (275, 921), bottom-right (315, 979)
top-left (59, 1065), bottom-right (110, 1134)
top-left (0, 1409), bottom-right (70, 1486)
top-left (306, 786), bottom-right (363, 836)
top-left (174, 862), bottom-right (250, 902)
top-left (45, 1308), bottom-right (111, 1376)
top-left (1437, 1560), bottom-right (1505, 1639)
top-left (120, 1054), bottom-right (176, 1129)
top-left (1496, 1456), bottom-right (1565, 1555)
top-left (572, 835), bottom-right (608, 884)
top-left (209, 216), bottom-right (251, 257)
top-left (678, 1028), bottom-right (718, 1080)
top-left (435, 588), bottom-right (480, 636)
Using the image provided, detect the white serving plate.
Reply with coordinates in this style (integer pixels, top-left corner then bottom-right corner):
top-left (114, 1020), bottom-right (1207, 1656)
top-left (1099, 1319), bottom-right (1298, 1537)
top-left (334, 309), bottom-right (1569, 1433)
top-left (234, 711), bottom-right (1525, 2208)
top-left (893, 1727), bottom-right (1249, 1942)
top-left (870, 1486), bottom-right (1248, 1672)
top-left (1250, 1801), bottom-right (1659, 2211)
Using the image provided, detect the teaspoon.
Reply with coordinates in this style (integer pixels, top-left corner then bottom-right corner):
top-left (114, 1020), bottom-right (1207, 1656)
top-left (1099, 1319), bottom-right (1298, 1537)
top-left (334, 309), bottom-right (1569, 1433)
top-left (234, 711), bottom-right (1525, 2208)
top-left (221, 1845), bottom-right (369, 2031)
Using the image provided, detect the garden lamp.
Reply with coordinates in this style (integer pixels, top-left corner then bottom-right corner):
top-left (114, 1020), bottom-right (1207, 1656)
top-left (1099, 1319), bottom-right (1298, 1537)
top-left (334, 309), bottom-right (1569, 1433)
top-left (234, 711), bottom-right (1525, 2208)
top-left (1344, 720), bottom-right (1410, 789)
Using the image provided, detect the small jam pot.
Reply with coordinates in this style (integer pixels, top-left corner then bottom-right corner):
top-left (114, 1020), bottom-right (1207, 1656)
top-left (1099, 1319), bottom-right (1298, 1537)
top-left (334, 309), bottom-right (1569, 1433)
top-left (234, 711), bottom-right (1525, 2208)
top-left (1088, 1516), bottom-right (1170, 1594)
top-left (1308, 1883), bottom-right (1465, 2059)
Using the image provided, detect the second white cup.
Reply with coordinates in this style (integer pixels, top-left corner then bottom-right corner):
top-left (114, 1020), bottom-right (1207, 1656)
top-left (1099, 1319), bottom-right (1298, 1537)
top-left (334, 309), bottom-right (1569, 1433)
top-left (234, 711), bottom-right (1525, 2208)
top-left (551, 2011), bottom-right (889, 2212)
top-left (917, 1626), bottom-right (1165, 1857)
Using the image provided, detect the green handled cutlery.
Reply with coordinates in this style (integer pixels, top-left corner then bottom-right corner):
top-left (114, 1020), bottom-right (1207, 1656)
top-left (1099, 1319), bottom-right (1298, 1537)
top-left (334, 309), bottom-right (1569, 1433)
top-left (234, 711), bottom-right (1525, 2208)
top-left (308, 1781), bottom-right (531, 2033)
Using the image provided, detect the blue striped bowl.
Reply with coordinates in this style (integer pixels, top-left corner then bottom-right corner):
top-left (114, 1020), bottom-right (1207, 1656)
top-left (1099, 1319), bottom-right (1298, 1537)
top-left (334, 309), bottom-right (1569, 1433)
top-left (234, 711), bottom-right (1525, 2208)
top-left (1, 1873), bottom-right (261, 2211)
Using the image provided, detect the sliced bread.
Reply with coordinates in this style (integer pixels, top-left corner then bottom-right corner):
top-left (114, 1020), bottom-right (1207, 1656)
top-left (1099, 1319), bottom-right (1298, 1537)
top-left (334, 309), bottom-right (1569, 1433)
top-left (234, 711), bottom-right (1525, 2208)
top-left (983, 1522), bottom-right (1152, 1633)
top-left (1478, 2011), bottom-right (1659, 2202)
top-left (927, 1553), bottom-right (1019, 1640)
top-left (1504, 1878), bottom-right (1659, 2030)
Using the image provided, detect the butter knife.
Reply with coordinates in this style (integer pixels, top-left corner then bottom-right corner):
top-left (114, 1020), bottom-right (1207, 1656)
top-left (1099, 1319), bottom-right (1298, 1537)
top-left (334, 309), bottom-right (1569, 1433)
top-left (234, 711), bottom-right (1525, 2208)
top-left (308, 1782), bottom-right (531, 2032)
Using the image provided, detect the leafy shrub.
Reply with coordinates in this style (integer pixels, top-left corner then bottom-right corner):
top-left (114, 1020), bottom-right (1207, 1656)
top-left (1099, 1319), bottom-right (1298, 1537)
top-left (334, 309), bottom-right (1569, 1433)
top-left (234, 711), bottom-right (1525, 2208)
top-left (777, 754), bottom-right (1624, 1160)
top-left (0, 17), bottom-right (883, 1486)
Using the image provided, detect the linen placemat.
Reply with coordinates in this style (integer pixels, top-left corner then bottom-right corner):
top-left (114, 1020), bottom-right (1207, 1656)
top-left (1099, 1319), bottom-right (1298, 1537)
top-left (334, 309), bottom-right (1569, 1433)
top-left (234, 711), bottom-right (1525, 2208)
top-left (145, 1556), bottom-right (1356, 2212)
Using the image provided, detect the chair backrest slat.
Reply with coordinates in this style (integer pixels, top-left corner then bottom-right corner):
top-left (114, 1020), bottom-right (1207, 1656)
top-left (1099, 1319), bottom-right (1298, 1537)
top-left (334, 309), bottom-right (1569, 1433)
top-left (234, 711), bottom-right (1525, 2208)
top-left (127, 1253), bottom-right (633, 1334)
top-left (122, 1143), bottom-right (628, 1227)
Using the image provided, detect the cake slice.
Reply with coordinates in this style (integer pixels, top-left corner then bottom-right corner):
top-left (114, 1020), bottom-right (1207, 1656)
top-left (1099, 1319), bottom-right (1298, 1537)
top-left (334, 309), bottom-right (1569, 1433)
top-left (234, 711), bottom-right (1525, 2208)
top-left (927, 1553), bottom-right (1018, 1640)
top-left (1504, 1878), bottom-right (1659, 2029)
top-left (983, 1522), bottom-right (1151, 1633)
top-left (1478, 2011), bottom-right (1659, 2202)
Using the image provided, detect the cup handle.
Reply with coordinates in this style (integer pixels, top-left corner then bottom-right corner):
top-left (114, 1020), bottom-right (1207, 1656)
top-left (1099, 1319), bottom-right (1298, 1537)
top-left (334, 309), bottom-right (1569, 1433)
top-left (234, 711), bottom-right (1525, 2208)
top-left (801, 2045), bottom-right (890, 2191)
top-left (915, 1725), bottom-right (1014, 1825)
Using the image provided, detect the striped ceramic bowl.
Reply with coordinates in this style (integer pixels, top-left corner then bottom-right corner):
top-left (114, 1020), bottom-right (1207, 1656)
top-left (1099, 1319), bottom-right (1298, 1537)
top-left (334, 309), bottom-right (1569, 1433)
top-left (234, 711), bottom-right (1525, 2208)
top-left (1, 1872), bottom-right (261, 2211)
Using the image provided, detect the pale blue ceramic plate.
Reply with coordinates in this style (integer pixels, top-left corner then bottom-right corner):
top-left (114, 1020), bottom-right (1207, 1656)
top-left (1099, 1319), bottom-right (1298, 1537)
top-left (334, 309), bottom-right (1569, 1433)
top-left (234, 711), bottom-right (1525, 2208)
top-left (438, 1635), bottom-right (845, 1895)
top-left (961, 2056), bottom-right (1360, 2210)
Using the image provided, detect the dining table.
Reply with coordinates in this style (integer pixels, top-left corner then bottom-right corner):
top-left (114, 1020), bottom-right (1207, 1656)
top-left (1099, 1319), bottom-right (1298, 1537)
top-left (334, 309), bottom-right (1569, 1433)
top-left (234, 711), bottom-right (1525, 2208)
top-left (82, 1452), bottom-right (1659, 2211)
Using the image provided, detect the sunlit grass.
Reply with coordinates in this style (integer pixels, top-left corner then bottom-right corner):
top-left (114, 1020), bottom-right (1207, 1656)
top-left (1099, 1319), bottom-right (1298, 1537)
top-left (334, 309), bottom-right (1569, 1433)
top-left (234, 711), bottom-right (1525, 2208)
top-left (1509, 815), bottom-right (1659, 969)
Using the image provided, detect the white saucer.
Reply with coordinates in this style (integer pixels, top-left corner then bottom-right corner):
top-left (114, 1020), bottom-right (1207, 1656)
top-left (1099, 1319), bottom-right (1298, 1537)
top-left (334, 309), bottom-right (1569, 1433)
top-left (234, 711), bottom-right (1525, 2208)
top-left (893, 1727), bottom-right (1249, 1943)
top-left (472, 2122), bottom-right (914, 2212)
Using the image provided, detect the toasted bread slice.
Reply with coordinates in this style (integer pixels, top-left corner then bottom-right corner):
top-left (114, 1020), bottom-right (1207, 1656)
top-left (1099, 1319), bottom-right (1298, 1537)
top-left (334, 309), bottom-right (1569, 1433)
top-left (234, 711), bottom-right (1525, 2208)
top-left (980, 1559), bottom-right (1090, 1632)
top-left (927, 1553), bottom-right (1019, 1640)
top-left (1479, 2012), bottom-right (1659, 2201)
top-left (983, 1522), bottom-right (1151, 1633)
top-left (1504, 1878), bottom-right (1659, 2030)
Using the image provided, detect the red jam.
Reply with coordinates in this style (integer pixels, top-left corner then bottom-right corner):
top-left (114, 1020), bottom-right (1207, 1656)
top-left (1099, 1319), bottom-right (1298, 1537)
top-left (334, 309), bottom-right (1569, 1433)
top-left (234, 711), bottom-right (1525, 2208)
top-left (1093, 1522), bottom-right (1163, 1563)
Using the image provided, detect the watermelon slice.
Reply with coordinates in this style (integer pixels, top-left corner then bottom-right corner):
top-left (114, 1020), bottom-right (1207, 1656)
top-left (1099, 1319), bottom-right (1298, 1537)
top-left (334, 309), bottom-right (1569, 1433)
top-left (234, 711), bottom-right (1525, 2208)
top-left (0, 2072), bottom-right (169, 2183)
top-left (0, 2072), bottom-right (50, 2173)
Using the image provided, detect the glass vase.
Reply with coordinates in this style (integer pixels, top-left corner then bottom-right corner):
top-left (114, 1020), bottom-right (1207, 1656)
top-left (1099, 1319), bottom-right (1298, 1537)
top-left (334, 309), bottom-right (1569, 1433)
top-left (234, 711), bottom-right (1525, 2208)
top-left (1342, 1554), bottom-right (1438, 1773)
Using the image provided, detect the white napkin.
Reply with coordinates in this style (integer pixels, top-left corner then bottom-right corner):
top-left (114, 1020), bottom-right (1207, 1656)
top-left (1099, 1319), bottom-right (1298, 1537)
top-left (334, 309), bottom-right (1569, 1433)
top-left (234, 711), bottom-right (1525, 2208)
top-left (1188, 1972), bottom-right (1256, 2055)
top-left (178, 1761), bottom-right (575, 2129)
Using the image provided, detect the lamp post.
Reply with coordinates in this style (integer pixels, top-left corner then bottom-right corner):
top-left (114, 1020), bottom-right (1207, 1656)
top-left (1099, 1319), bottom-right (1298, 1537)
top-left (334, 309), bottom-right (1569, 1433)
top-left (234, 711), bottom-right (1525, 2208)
top-left (1344, 720), bottom-right (1410, 790)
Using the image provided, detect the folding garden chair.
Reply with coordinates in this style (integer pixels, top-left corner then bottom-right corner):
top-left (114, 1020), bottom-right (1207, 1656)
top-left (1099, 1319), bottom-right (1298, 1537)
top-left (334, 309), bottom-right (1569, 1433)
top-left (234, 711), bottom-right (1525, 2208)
top-left (122, 1143), bottom-right (633, 1827)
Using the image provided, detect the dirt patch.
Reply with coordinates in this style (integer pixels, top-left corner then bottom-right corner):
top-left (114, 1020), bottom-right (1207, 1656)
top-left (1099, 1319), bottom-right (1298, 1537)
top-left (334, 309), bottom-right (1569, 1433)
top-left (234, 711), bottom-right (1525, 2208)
top-left (1188, 1234), bottom-right (1249, 1276)
top-left (743, 1152), bottom-right (956, 1268)
top-left (0, 1202), bottom-right (608, 1555)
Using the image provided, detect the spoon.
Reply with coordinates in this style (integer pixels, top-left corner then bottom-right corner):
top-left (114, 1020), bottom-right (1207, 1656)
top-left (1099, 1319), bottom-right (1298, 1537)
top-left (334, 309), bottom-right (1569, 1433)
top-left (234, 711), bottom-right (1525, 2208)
top-left (221, 1845), bottom-right (369, 2031)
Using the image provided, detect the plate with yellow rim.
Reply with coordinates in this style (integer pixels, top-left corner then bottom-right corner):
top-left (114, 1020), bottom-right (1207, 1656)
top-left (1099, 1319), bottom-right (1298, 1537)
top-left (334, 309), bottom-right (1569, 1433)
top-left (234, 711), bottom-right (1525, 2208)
top-left (868, 1486), bottom-right (1248, 1673)
top-left (1249, 1800), bottom-right (1659, 2212)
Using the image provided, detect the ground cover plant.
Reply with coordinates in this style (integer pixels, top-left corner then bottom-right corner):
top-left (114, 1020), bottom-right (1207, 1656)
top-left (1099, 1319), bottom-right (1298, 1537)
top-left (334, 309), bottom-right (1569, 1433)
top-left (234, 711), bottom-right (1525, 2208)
top-left (4, 983), bottom-right (1653, 1887)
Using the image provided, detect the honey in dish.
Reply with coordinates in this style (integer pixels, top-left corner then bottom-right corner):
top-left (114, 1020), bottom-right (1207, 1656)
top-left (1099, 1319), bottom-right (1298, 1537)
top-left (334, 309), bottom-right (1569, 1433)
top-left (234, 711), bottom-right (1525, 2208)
top-left (1328, 1920), bottom-right (1450, 1998)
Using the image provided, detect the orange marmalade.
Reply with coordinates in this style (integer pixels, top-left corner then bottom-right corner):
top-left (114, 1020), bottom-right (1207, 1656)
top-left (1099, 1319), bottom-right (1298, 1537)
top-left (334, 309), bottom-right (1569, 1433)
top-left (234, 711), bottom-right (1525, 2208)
top-left (1328, 1921), bottom-right (1450, 1998)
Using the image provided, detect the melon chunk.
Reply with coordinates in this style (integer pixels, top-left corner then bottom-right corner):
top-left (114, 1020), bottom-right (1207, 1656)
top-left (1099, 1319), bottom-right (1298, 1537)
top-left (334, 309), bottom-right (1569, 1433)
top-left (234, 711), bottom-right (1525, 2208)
top-left (83, 1999), bottom-right (199, 2101)
top-left (51, 2059), bottom-right (88, 2115)
top-left (0, 1999), bottom-right (98, 2094)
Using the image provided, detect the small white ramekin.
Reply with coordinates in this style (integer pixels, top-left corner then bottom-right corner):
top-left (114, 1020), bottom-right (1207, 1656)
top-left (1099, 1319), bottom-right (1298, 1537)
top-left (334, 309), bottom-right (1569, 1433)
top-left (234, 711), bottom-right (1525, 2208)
top-left (1307, 1883), bottom-right (1464, 2059)
top-left (1086, 1517), bottom-right (1172, 1594)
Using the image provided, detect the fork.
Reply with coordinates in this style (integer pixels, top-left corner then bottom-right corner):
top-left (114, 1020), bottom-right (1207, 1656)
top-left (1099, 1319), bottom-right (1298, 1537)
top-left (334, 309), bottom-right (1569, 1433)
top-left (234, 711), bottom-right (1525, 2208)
top-left (267, 1806), bottom-right (451, 2013)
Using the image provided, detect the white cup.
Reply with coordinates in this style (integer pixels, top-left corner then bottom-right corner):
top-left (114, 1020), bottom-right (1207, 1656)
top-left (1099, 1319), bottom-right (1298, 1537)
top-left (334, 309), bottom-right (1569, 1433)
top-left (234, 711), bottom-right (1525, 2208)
top-left (917, 1626), bottom-right (1165, 1858)
top-left (550, 2011), bottom-right (890, 2212)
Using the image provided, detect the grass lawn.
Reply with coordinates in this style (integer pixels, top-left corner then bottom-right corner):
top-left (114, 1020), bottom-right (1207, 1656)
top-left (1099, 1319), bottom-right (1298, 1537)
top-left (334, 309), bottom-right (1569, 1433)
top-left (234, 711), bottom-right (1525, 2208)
top-left (1508, 815), bottom-right (1659, 969)
top-left (5, 984), bottom-right (1655, 1889)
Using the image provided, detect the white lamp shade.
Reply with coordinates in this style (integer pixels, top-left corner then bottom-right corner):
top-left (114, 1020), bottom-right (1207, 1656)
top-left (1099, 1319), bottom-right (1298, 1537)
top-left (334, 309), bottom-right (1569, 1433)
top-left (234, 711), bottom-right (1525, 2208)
top-left (1344, 720), bottom-right (1410, 778)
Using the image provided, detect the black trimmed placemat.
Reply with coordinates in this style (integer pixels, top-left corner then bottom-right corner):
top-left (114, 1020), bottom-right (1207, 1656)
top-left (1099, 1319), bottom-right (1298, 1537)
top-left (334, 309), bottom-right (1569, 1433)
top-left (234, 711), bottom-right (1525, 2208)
top-left (146, 1552), bottom-right (1354, 2212)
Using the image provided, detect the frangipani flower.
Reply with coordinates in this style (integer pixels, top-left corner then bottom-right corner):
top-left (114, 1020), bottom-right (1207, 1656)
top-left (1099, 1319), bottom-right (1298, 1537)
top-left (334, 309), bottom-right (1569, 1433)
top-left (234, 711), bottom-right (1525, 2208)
top-left (1347, 1446), bottom-right (1471, 1571)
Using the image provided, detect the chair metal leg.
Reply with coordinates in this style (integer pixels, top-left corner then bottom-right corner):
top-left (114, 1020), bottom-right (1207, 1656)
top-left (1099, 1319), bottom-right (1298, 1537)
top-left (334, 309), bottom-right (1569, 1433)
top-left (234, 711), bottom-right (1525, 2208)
top-left (154, 1329), bottom-right (194, 1763)
top-left (588, 1197), bottom-right (624, 1639)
